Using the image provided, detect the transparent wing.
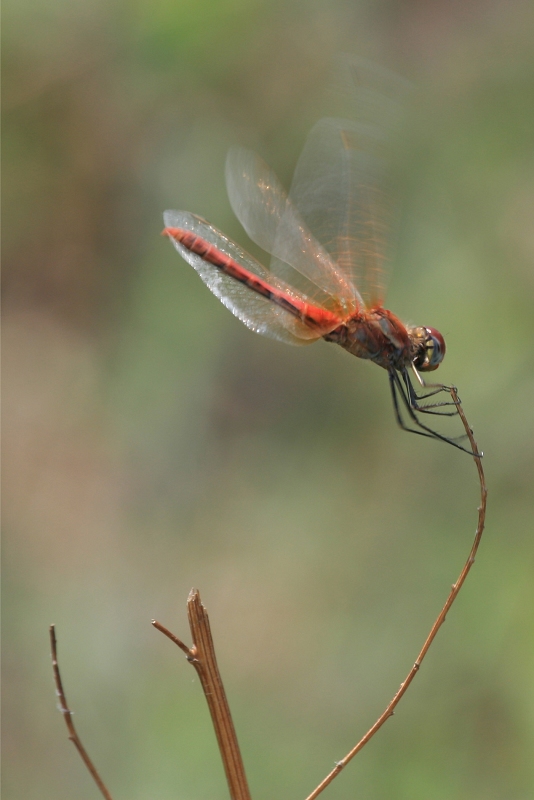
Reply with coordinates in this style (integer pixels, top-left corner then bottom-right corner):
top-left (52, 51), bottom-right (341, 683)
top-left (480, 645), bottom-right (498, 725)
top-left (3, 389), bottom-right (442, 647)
top-left (333, 55), bottom-right (413, 133)
top-left (288, 117), bottom-right (395, 310)
top-left (164, 210), bottom-right (337, 345)
top-left (225, 147), bottom-right (361, 316)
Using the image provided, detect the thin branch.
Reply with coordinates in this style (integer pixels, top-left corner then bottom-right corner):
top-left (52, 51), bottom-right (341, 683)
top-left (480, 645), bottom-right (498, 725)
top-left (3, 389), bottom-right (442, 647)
top-left (49, 625), bottom-right (114, 800)
top-left (153, 589), bottom-right (252, 800)
top-left (152, 620), bottom-right (192, 656)
top-left (305, 387), bottom-right (487, 800)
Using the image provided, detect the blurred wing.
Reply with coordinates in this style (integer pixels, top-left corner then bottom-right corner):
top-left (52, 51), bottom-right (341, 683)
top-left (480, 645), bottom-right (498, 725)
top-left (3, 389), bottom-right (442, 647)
top-left (288, 117), bottom-right (395, 309)
top-left (164, 210), bottom-right (340, 345)
top-left (225, 147), bottom-right (361, 316)
top-left (334, 55), bottom-right (413, 133)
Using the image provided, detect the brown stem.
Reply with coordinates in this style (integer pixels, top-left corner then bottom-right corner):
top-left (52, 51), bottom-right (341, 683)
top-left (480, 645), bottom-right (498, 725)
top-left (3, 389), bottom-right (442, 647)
top-left (153, 589), bottom-right (252, 800)
top-left (305, 387), bottom-right (487, 800)
top-left (49, 625), bottom-right (114, 800)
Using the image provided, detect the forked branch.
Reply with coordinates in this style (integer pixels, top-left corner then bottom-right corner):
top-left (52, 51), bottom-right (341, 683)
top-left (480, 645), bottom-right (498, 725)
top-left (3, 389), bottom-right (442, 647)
top-left (305, 386), bottom-right (487, 800)
top-left (51, 390), bottom-right (485, 800)
top-left (153, 590), bottom-right (252, 800)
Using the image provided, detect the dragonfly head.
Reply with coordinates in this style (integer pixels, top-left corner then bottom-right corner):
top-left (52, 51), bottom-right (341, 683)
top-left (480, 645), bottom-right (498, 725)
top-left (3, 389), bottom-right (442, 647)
top-left (412, 326), bottom-right (446, 372)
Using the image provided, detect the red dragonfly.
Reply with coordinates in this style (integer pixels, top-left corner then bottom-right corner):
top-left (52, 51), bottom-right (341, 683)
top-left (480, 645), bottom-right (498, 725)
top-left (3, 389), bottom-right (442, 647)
top-left (164, 116), bottom-right (469, 452)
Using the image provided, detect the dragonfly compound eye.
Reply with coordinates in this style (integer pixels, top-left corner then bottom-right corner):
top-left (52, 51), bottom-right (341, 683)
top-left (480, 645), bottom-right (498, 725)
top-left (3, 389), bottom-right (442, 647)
top-left (415, 326), bottom-right (446, 372)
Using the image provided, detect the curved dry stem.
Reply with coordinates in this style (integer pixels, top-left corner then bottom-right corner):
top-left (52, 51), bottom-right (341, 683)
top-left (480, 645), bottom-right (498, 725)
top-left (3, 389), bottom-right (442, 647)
top-left (305, 387), bottom-right (487, 800)
top-left (49, 625), bottom-right (114, 800)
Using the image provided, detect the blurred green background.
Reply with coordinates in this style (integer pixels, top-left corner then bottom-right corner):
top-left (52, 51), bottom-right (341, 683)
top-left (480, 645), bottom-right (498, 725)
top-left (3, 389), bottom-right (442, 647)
top-left (3, 1), bottom-right (534, 798)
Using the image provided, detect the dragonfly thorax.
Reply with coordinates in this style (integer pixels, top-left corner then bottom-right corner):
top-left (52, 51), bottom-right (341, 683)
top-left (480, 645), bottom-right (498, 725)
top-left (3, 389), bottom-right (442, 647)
top-left (324, 311), bottom-right (446, 373)
top-left (324, 308), bottom-right (413, 371)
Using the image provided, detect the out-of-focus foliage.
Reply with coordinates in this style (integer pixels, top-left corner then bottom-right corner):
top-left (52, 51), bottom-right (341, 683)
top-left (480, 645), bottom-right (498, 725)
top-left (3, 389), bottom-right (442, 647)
top-left (3, 1), bottom-right (534, 799)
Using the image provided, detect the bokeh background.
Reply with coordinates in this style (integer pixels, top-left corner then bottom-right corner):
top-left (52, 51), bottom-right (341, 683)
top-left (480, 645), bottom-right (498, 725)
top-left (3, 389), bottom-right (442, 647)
top-left (3, 1), bottom-right (534, 798)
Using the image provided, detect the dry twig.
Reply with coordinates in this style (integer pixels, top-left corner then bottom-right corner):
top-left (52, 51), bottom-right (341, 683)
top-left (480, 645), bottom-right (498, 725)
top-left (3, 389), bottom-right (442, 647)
top-left (51, 389), bottom-right (485, 800)
top-left (49, 624), bottom-right (114, 800)
top-left (153, 590), bottom-right (252, 800)
top-left (305, 387), bottom-right (487, 799)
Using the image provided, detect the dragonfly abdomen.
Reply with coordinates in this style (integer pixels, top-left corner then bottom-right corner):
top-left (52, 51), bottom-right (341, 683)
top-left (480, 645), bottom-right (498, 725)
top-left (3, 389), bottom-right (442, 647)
top-left (164, 227), bottom-right (341, 334)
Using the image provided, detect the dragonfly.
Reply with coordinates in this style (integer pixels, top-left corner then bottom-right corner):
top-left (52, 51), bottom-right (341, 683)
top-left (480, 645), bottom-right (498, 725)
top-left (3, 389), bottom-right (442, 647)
top-left (163, 115), bottom-right (473, 453)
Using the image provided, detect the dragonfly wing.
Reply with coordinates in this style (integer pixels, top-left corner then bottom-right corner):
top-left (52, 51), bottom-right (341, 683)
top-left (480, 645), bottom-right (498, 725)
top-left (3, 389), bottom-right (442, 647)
top-left (287, 117), bottom-right (395, 309)
top-left (225, 147), bottom-right (360, 315)
top-left (164, 210), bottom-right (336, 345)
top-left (334, 55), bottom-right (413, 135)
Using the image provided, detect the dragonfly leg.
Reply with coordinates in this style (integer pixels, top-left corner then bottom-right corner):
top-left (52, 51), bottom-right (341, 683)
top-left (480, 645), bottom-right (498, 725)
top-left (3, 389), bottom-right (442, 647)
top-left (401, 370), bottom-right (459, 417)
top-left (407, 364), bottom-right (463, 409)
top-left (389, 369), bottom-right (478, 455)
